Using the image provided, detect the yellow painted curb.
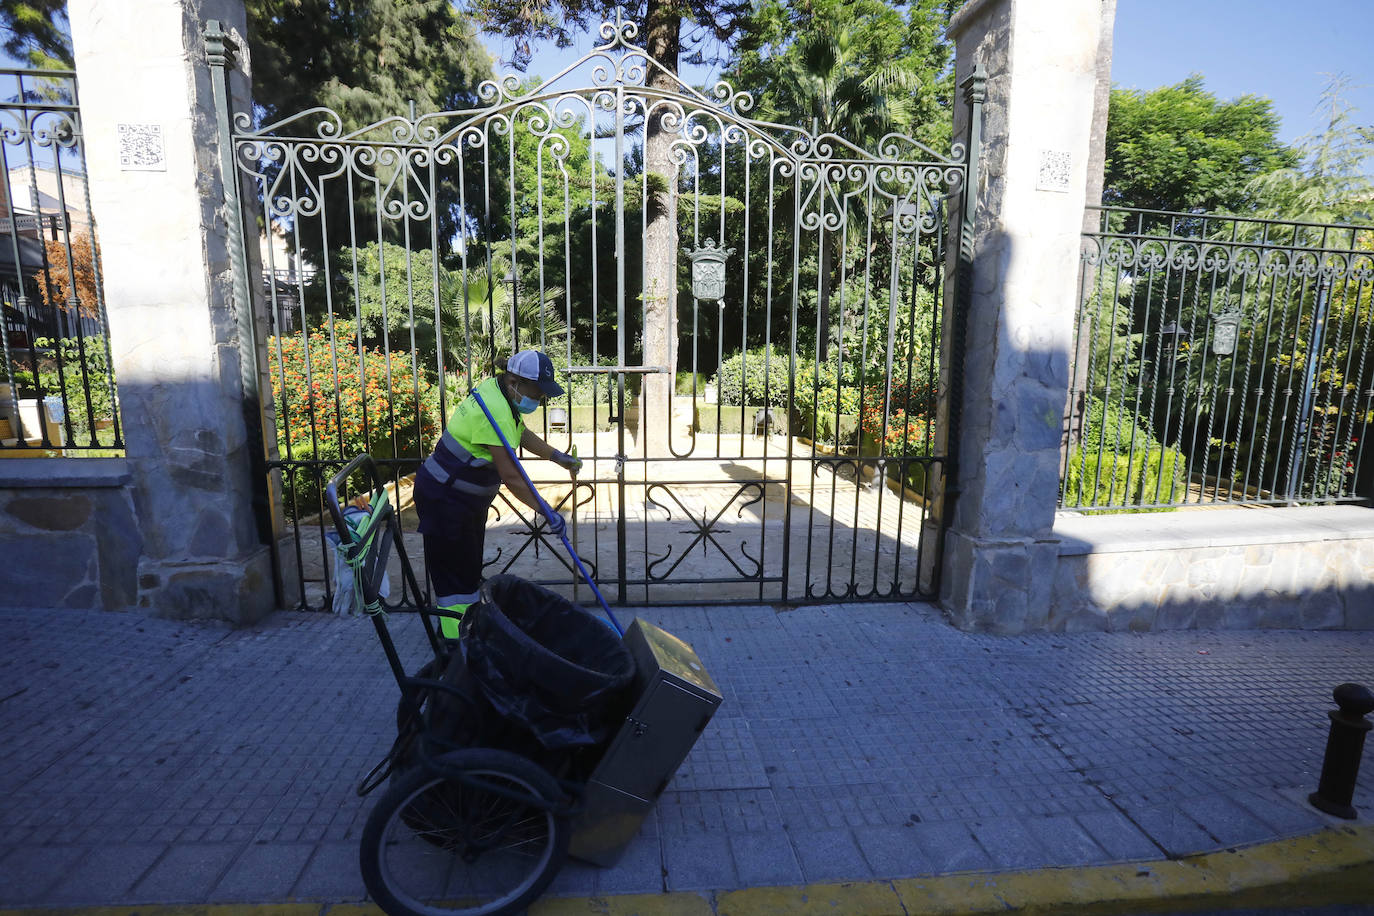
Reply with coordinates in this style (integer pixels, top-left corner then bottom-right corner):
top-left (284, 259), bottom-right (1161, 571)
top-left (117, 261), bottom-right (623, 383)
top-left (716, 881), bottom-right (904, 916)
top-left (530, 891), bottom-right (714, 915)
top-left (4, 825), bottom-right (1372, 916)
top-left (886, 824), bottom-right (1374, 916)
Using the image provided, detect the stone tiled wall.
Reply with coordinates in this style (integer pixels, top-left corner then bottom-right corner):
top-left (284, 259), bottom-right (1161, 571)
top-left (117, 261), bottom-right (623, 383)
top-left (0, 460), bottom-right (141, 609)
top-left (1, 457), bottom-right (275, 621)
top-left (939, 0), bottom-right (1102, 631)
top-left (52, 0), bottom-right (277, 624)
top-left (1050, 506), bottom-right (1374, 632)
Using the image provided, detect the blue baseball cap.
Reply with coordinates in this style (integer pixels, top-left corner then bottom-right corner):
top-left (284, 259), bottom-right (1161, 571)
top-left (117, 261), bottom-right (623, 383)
top-left (508, 349), bottom-right (564, 397)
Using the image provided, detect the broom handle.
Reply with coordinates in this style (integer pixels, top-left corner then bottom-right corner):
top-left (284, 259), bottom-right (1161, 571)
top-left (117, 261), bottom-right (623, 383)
top-left (472, 389), bottom-right (624, 635)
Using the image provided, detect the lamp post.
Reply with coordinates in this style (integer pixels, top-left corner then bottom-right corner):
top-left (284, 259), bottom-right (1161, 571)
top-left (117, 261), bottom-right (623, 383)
top-left (1155, 321), bottom-right (1189, 444)
top-left (1159, 320), bottom-right (1188, 362)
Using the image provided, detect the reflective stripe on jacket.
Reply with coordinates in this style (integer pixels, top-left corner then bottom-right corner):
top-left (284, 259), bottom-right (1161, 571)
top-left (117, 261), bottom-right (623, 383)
top-left (419, 376), bottom-right (522, 496)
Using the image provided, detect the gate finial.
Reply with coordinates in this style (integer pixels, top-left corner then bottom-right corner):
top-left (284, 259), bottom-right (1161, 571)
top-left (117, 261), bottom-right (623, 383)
top-left (960, 61), bottom-right (988, 104)
top-left (203, 20), bottom-right (238, 70)
top-left (597, 7), bottom-right (639, 49)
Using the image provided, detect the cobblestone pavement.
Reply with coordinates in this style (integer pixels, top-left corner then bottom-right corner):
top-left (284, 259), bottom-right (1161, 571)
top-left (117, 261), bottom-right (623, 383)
top-left (1, 601), bottom-right (1371, 907)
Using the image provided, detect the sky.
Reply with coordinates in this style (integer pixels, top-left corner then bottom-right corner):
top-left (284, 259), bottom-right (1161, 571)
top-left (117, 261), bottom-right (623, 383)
top-left (1110, 0), bottom-right (1373, 150)
top-left (480, 0), bottom-right (1374, 156)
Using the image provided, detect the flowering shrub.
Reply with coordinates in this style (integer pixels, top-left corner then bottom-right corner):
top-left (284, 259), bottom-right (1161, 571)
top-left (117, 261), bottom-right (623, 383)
top-left (1303, 419), bottom-right (1360, 501)
top-left (270, 319), bottom-right (439, 516)
top-left (859, 377), bottom-right (936, 457)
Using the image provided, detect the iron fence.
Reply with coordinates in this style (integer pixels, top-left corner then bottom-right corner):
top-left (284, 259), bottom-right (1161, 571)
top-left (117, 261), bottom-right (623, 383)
top-left (225, 16), bottom-right (965, 610)
top-left (0, 68), bottom-right (120, 455)
top-left (1063, 206), bottom-right (1373, 511)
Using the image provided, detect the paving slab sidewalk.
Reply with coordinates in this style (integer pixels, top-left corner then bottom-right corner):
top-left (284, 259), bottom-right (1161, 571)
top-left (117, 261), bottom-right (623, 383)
top-left (1, 601), bottom-right (1372, 913)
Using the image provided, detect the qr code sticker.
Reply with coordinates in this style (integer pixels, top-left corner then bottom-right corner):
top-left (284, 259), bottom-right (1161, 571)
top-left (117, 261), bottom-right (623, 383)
top-left (1036, 149), bottom-right (1072, 192)
top-left (118, 123), bottom-right (166, 171)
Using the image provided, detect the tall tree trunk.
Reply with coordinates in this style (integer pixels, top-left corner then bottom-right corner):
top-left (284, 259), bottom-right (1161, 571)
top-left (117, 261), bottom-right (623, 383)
top-left (636, 0), bottom-right (681, 457)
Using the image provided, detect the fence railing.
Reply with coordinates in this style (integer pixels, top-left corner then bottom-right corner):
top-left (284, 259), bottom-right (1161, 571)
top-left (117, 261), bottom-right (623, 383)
top-left (0, 68), bottom-right (121, 456)
top-left (1062, 206), bottom-right (1373, 512)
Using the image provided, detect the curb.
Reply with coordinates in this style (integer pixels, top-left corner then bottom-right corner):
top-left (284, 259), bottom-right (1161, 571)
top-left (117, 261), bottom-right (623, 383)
top-left (3, 824), bottom-right (1372, 916)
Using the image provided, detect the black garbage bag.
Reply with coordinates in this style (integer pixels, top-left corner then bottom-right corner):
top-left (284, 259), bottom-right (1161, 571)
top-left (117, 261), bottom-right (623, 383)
top-left (464, 574), bottom-right (636, 751)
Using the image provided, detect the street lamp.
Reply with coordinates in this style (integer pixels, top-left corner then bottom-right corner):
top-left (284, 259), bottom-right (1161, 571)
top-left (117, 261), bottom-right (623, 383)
top-left (1159, 320), bottom-right (1188, 360)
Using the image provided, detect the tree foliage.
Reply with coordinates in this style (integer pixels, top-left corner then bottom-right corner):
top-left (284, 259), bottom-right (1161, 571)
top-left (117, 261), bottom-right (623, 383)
top-left (471, 0), bottom-right (750, 71)
top-left (245, 0), bottom-right (494, 248)
top-left (1245, 77), bottom-right (1374, 224)
top-left (38, 231), bottom-right (100, 318)
top-left (727, 0), bottom-right (961, 154)
top-left (0, 0), bottom-right (71, 69)
top-left (1103, 76), bottom-right (1298, 213)
top-left (245, 0), bottom-right (490, 127)
top-left (710, 0), bottom-right (960, 364)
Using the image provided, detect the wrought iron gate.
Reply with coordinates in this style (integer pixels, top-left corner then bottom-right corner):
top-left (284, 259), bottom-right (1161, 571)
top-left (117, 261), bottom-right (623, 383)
top-left (225, 16), bottom-right (968, 610)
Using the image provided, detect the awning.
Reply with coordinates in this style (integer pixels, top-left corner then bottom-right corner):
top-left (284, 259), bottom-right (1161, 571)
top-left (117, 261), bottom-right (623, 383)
top-left (0, 233), bottom-right (49, 277)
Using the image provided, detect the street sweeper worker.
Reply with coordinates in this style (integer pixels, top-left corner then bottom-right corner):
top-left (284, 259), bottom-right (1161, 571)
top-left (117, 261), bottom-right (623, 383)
top-left (413, 349), bottom-right (582, 638)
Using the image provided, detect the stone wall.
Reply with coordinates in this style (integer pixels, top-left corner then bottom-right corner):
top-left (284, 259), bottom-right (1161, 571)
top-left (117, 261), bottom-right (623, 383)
top-left (38, 0), bottom-right (278, 624)
top-left (939, 0), bottom-right (1102, 632)
top-left (1051, 506), bottom-right (1374, 631)
top-left (0, 460), bottom-right (141, 610)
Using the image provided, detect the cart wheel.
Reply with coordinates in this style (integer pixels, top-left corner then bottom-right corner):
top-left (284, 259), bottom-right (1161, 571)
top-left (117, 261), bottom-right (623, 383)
top-left (360, 747), bottom-right (570, 916)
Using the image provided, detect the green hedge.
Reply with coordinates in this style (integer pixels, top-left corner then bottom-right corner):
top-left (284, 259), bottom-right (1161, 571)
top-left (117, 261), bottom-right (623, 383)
top-left (1063, 396), bottom-right (1186, 512)
top-left (1064, 445), bottom-right (1186, 512)
top-left (527, 403), bottom-right (617, 433)
top-left (696, 404), bottom-right (784, 435)
top-left (796, 410), bottom-right (860, 445)
top-left (712, 346), bottom-right (792, 407)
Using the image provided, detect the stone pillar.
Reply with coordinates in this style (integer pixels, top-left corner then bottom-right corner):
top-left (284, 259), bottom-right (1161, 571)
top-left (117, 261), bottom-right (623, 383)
top-left (938, 0), bottom-right (1104, 632)
top-left (67, 0), bottom-right (274, 623)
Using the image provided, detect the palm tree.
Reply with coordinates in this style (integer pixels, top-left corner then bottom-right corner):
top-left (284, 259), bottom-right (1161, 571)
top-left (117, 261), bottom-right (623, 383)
top-left (434, 268), bottom-right (570, 389)
top-left (763, 28), bottom-right (920, 360)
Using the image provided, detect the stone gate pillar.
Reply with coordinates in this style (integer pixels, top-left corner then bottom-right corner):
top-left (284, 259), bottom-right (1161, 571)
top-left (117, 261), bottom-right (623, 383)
top-left (938, 0), bottom-right (1105, 631)
top-left (67, 0), bottom-right (274, 623)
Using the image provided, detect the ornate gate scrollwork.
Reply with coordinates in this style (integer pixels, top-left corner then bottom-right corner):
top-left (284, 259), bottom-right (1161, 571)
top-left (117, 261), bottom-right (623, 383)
top-left (226, 14), bottom-right (966, 610)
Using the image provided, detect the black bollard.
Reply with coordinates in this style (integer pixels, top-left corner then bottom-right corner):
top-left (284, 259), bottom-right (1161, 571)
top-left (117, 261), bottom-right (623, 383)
top-left (1308, 682), bottom-right (1374, 819)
